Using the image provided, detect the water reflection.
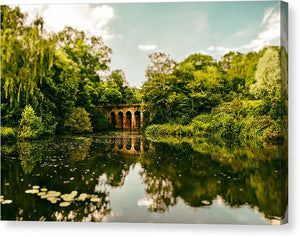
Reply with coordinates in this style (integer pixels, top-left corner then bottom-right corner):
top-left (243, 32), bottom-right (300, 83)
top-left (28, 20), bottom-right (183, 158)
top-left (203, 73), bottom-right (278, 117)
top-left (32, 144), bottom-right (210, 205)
top-left (110, 132), bottom-right (144, 155)
top-left (1, 132), bottom-right (287, 224)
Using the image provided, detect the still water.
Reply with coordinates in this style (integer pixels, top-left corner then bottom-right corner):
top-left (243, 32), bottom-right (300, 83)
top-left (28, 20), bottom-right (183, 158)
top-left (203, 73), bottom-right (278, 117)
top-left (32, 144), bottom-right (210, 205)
top-left (1, 131), bottom-right (287, 224)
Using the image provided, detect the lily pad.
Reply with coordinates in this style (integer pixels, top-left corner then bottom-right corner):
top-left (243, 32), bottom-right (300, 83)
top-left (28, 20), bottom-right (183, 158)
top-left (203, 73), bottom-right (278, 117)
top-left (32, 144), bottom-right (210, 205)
top-left (47, 197), bottom-right (60, 204)
top-left (70, 191), bottom-right (78, 197)
top-left (37, 192), bottom-right (47, 196)
top-left (32, 185), bottom-right (40, 189)
top-left (2, 200), bottom-right (13, 204)
top-left (59, 202), bottom-right (70, 207)
top-left (77, 193), bottom-right (88, 201)
top-left (47, 191), bottom-right (61, 197)
top-left (25, 189), bottom-right (39, 194)
top-left (40, 188), bottom-right (48, 192)
top-left (90, 197), bottom-right (101, 202)
top-left (61, 194), bottom-right (74, 202)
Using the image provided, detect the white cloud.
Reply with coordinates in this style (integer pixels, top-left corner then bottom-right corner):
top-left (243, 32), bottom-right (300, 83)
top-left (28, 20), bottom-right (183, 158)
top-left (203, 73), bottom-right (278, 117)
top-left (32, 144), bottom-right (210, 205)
top-left (216, 46), bottom-right (228, 52)
top-left (242, 7), bottom-right (280, 52)
top-left (207, 46), bottom-right (214, 51)
top-left (17, 4), bottom-right (116, 40)
top-left (207, 45), bottom-right (231, 58)
top-left (138, 44), bottom-right (157, 51)
top-left (261, 7), bottom-right (275, 25)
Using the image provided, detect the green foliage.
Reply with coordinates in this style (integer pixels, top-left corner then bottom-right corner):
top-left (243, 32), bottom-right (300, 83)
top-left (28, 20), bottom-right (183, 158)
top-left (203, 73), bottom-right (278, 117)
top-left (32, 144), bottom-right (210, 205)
top-left (1, 6), bottom-right (56, 106)
top-left (145, 97), bottom-right (281, 145)
top-left (1, 6), bottom-right (286, 145)
top-left (142, 46), bottom-right (284, 146)
top-left (64, 107), bottom-right (93, 133)
top-left (1, 6), bottom-right (138, 137)
top-left (250, 48), bottom-right (281, 99)
top-left (18, 105), bottom-right (44, 139)
top-left (89, 107), bottom-right (110, 131)
top-left (1, 127), bottom-right (17, 141)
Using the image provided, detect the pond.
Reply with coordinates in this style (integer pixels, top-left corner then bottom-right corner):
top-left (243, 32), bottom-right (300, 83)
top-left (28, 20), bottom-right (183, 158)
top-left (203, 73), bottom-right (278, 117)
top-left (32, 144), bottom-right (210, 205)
top-left (1, 131), bottom-right (287, 224)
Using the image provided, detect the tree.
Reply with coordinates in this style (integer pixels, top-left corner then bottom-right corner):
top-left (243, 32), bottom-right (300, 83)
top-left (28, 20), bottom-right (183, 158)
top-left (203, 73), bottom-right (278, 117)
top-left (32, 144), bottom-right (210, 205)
top-left (250, 47), bottom-right (281, 99)
top-left (64, 107), bottom-right (93, 133)
top-left (220, 51), bottom-right (252, 94)
top-left (18, 105), bottom-right (44, 139)
top-left (1, 6), bottom-right (56, 106)
top-left (58, 26), bottom-right (112, 82)
top-left (145, 52), bottom-right (177, 80)
top-left (186, 65), bottom-right (224, 112)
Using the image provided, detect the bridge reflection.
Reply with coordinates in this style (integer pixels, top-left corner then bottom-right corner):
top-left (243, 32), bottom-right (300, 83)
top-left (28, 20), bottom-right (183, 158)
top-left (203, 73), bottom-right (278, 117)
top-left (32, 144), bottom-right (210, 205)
top-left (109, 133), bottom-right (146, 155)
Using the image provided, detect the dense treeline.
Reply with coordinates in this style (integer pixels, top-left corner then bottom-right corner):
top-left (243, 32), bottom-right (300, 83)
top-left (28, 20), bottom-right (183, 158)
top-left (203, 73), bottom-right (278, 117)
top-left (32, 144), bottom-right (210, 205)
top-left (1, 6), bottom-right (288, 146)
top-left (143, 47), bottom-right (288, 145)
top-left (1, 6), bottom-right (139, 139)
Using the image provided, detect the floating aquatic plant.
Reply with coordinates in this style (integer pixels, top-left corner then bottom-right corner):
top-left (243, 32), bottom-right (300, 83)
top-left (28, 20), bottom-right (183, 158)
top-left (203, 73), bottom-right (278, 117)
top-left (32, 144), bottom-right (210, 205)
top-left (25, 189), bottom-right (39, 194)
top-left (59, 202), bottom-right (70, 207)
top-left (2, 199), bottom-right (13, 204)
top-left (24, 185), bottom-right (102, 208)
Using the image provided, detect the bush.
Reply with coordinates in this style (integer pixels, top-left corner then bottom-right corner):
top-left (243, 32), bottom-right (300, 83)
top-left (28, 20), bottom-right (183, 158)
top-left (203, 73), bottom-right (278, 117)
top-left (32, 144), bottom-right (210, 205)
top-left (1, 127), bottom-right (17, 141)
top-left (89, 108), bottom-right (110, 131)
top-left (18, 105), bottom-right (44, 140)
top-left (42, 112), bottom-right (57, 135)
top-left (219, 114), bottom-right (242, 140)
top-left (64, 107), bottom-right (93, 133)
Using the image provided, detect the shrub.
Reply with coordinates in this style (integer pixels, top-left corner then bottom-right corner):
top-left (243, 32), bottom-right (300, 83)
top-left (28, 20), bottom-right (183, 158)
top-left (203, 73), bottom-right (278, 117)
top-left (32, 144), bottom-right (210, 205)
top-left (219, 114), bottom-right (241, 140)
top-left (1, 127), bottom-right (17, 141)
top-left (18, 105), bottom-right (44, 140)
top-left (64, 107), bottom-right (93, 133)
top-left (89, 107), bottom-right (110, 131)
top-left (42, 112), bottom-right (57, 135)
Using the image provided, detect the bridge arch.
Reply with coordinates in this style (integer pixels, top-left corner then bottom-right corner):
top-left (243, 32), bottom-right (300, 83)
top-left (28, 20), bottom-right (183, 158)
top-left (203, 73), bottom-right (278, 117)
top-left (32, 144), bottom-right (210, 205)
top-left (117, 111), bottom-right (123, 129)
top-left (98, 104), bottom-right (144, 130)
top-left (125, 111), bottom-right (132, 129)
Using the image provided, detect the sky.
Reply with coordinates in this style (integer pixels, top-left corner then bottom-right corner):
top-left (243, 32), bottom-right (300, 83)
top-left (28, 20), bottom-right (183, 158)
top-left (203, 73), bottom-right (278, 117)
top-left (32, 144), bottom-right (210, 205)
top-left (12, 1), bottom-right (285, 88)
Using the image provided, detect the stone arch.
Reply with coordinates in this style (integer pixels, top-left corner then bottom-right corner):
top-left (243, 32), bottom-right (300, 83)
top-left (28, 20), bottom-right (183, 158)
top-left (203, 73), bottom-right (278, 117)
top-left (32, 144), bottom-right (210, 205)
top-left (117, 111), bottom-right (123, 129)
top-left (110, 112), bottom-right (116, 128)
top-left (125, 138), bottom-right (132, 150)
top-left (133, 111), bottom-right (141, 129)
top-left (125, 111), bottom-right (132, 130)
top-left (134, 137), bottom-right (141, 152)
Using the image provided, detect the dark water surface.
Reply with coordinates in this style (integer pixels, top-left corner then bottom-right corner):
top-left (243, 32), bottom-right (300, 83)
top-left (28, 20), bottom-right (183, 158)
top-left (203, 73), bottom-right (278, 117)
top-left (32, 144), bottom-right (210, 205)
top-left (1, 131), bottom-right (287, 224)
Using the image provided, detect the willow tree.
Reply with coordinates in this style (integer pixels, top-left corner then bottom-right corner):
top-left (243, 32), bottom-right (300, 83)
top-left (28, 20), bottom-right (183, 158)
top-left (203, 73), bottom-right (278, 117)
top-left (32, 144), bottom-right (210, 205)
top-left (1, 6), bottom-right (56, 106)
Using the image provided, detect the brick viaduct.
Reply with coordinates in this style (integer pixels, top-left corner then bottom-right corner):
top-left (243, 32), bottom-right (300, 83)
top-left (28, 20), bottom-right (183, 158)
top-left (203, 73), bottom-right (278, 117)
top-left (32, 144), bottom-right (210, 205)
top-left (98, 104), bottom-right (144, 130)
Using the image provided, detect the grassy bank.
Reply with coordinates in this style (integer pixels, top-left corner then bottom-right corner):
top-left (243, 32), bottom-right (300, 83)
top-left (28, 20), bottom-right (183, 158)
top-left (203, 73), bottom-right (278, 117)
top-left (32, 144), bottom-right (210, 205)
top-left (145, 99), bottom-right (283, 146)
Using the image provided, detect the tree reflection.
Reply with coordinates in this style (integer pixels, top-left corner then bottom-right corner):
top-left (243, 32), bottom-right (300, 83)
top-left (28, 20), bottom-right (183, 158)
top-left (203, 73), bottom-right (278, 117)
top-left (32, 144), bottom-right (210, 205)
top-left (69, 137), bottom-right (92, 160)
top-left (140, 136), bottom-right (287, 222)
top-left (17, 141), bottom-right (43, 174)
top-left (1, 132), bottom-right (287, 223)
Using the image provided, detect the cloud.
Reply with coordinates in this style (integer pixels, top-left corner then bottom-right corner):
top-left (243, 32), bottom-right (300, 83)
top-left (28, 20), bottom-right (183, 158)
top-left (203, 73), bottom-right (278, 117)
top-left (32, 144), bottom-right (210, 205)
top-left (242, 7), bottom-right (280, 52)
top-left (207, 45), bottom-right (232, 58)
top-left (207, 46), bottom-right (214, 51)
top-left (261, 7), bottom-right (275, 25)
top-left (138, 44), bottom-right (157, 51)
top-left (17, 4), bottom-right (117, 40)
